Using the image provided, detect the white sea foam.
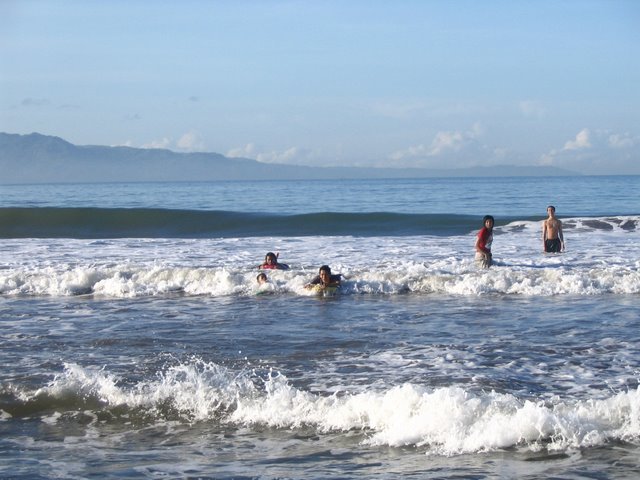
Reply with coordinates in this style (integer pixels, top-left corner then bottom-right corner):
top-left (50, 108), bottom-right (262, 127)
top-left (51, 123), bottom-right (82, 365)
top-left (1, 216), bottom-right (639, 297)
top-left (33, 362), bottom-right (640, 456)
top-left (2, 259), bottom-right (639, 297)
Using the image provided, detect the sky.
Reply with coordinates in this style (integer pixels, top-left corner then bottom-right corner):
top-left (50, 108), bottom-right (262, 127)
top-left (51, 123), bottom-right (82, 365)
top-left (1, 0), bottom-right (639, 174)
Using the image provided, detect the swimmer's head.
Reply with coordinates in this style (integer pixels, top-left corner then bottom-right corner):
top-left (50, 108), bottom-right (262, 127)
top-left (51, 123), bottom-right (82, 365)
top-left (256, 273), bottom-right (268, 284)
top-left (482, 215), bottom-right (495, 229)
top-left (318, 265), bottom-right (332, 284)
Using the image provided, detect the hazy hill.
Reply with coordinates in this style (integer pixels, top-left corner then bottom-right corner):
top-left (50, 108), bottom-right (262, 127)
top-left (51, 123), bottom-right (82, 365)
top-left (0, 132), bottom-right (578, 183)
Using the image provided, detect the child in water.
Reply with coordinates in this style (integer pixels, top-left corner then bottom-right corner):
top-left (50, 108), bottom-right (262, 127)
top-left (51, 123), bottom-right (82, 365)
top-left (305, 265), bottom-right (342, 290)
top-left (475, 215), bottom-right (494, 268)
top-left (255, 272), bottom-right (276, 294)
top-left (258, 252), bottom-right (289, 270)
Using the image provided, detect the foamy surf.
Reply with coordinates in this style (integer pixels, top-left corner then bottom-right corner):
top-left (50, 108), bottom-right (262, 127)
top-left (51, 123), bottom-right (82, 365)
top-left (2, 178), bottom-right (639, 478)
top-left (5, 361), bottom-right (638, 456)
top-left (2, 259), bottom-right (639, 297)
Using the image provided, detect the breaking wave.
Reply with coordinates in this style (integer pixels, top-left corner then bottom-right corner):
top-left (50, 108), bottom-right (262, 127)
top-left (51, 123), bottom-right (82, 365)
top-left (2, 361), bottom-right (639, 456)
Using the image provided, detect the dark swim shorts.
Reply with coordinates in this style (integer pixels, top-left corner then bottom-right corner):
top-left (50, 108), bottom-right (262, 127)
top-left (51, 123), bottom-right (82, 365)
top-left (545, 238), bottom-right (562, 253)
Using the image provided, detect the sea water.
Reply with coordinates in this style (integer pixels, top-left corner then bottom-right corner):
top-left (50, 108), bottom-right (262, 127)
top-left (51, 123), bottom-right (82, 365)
top-left (0, 176), bottom-right (639, 479)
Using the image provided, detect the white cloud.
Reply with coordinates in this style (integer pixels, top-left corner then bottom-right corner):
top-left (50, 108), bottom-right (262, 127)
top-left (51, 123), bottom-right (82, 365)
top-left (389, 144), bottom-right (429, 161)
top-left (226, 143), bottom-right (257, 158)
top-left (429, 131), bottom-right (465, 155)
top-left (388, 124), bottom-right (488, 168)
top-left (227, 143), bottom-right (313, 165)
top-left (539, 128), bottom-right (640, 174)
top-left (540, 128), bottom-right (593, 165)
top-left (139, 132), bottom-right (205, 152)
top-left (608, 133), bottom-right (636, 149)
top-left (563, 128), bottom-right (591, 151)
top-left (256, 147), bottom-right (301, 164)
top-left (176, 131), bottom-right (205, 152)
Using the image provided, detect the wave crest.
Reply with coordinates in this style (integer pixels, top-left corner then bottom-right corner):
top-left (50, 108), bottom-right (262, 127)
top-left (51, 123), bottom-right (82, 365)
top-left (4, 361), bottom-right (640, 455)
top-left (2, 207), bottom-right (637, 238)
top-left (2, 262), bottom-right (639, 297)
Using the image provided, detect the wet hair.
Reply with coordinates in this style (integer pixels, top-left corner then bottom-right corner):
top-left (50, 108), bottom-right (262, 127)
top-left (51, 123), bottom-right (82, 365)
top-left (265, 252), bottom-right (277, 261)
top-left (547, 205), bottom-right (556, 212)
top-left (482, 215), bottom-right (495, 225)
top-left (257, 273), bottom-right (267, 282)
top-left (319, 265), bottom-right (331, 275)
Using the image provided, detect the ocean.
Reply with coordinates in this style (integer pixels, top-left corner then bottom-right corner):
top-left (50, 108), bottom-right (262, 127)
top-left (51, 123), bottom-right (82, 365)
top-left (1, 176), bottom-right (639, 479)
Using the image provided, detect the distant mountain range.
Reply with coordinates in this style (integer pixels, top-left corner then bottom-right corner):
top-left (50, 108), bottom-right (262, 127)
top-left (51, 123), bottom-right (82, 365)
top-left (0, 132), bottom-right (578, 183)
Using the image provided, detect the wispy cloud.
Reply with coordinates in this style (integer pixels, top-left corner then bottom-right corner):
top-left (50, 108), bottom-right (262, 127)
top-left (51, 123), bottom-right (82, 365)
top-left (138, 131), bottom-right (206, 152)
top-left (227, 143), bottom-right (311, 165)
top-left (176, 132), bottom-right (205, 152)
top-left (608, 132), bottom-right (636, 149)
top-left (226, 143), bottom-right (257, 159)
top-left (388, 124), bottom-right (487, 168)
top-left (540, 128), bottom-right (640, 174)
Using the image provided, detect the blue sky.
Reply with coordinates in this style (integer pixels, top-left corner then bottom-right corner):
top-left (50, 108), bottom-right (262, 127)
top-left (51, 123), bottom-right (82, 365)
top-left (1, 0), bottom-right (639, 174)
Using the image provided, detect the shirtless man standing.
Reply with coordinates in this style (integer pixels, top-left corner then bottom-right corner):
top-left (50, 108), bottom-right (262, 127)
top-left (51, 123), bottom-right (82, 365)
top-left (542, 205), bottom-right (564, 253)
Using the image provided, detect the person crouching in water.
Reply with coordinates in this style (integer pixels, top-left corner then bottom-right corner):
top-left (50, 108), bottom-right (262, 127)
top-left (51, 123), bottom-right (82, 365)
top-left (305, 265), bottom-right (342, 290)
top-left (475, 215), bottom-right (494, 268)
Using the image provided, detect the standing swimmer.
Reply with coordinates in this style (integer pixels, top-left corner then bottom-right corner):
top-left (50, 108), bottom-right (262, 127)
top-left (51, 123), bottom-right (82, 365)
top-left (542, 205), bottom-right (564, 253)
top-left (475, 215), bottom-right (494, 268)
